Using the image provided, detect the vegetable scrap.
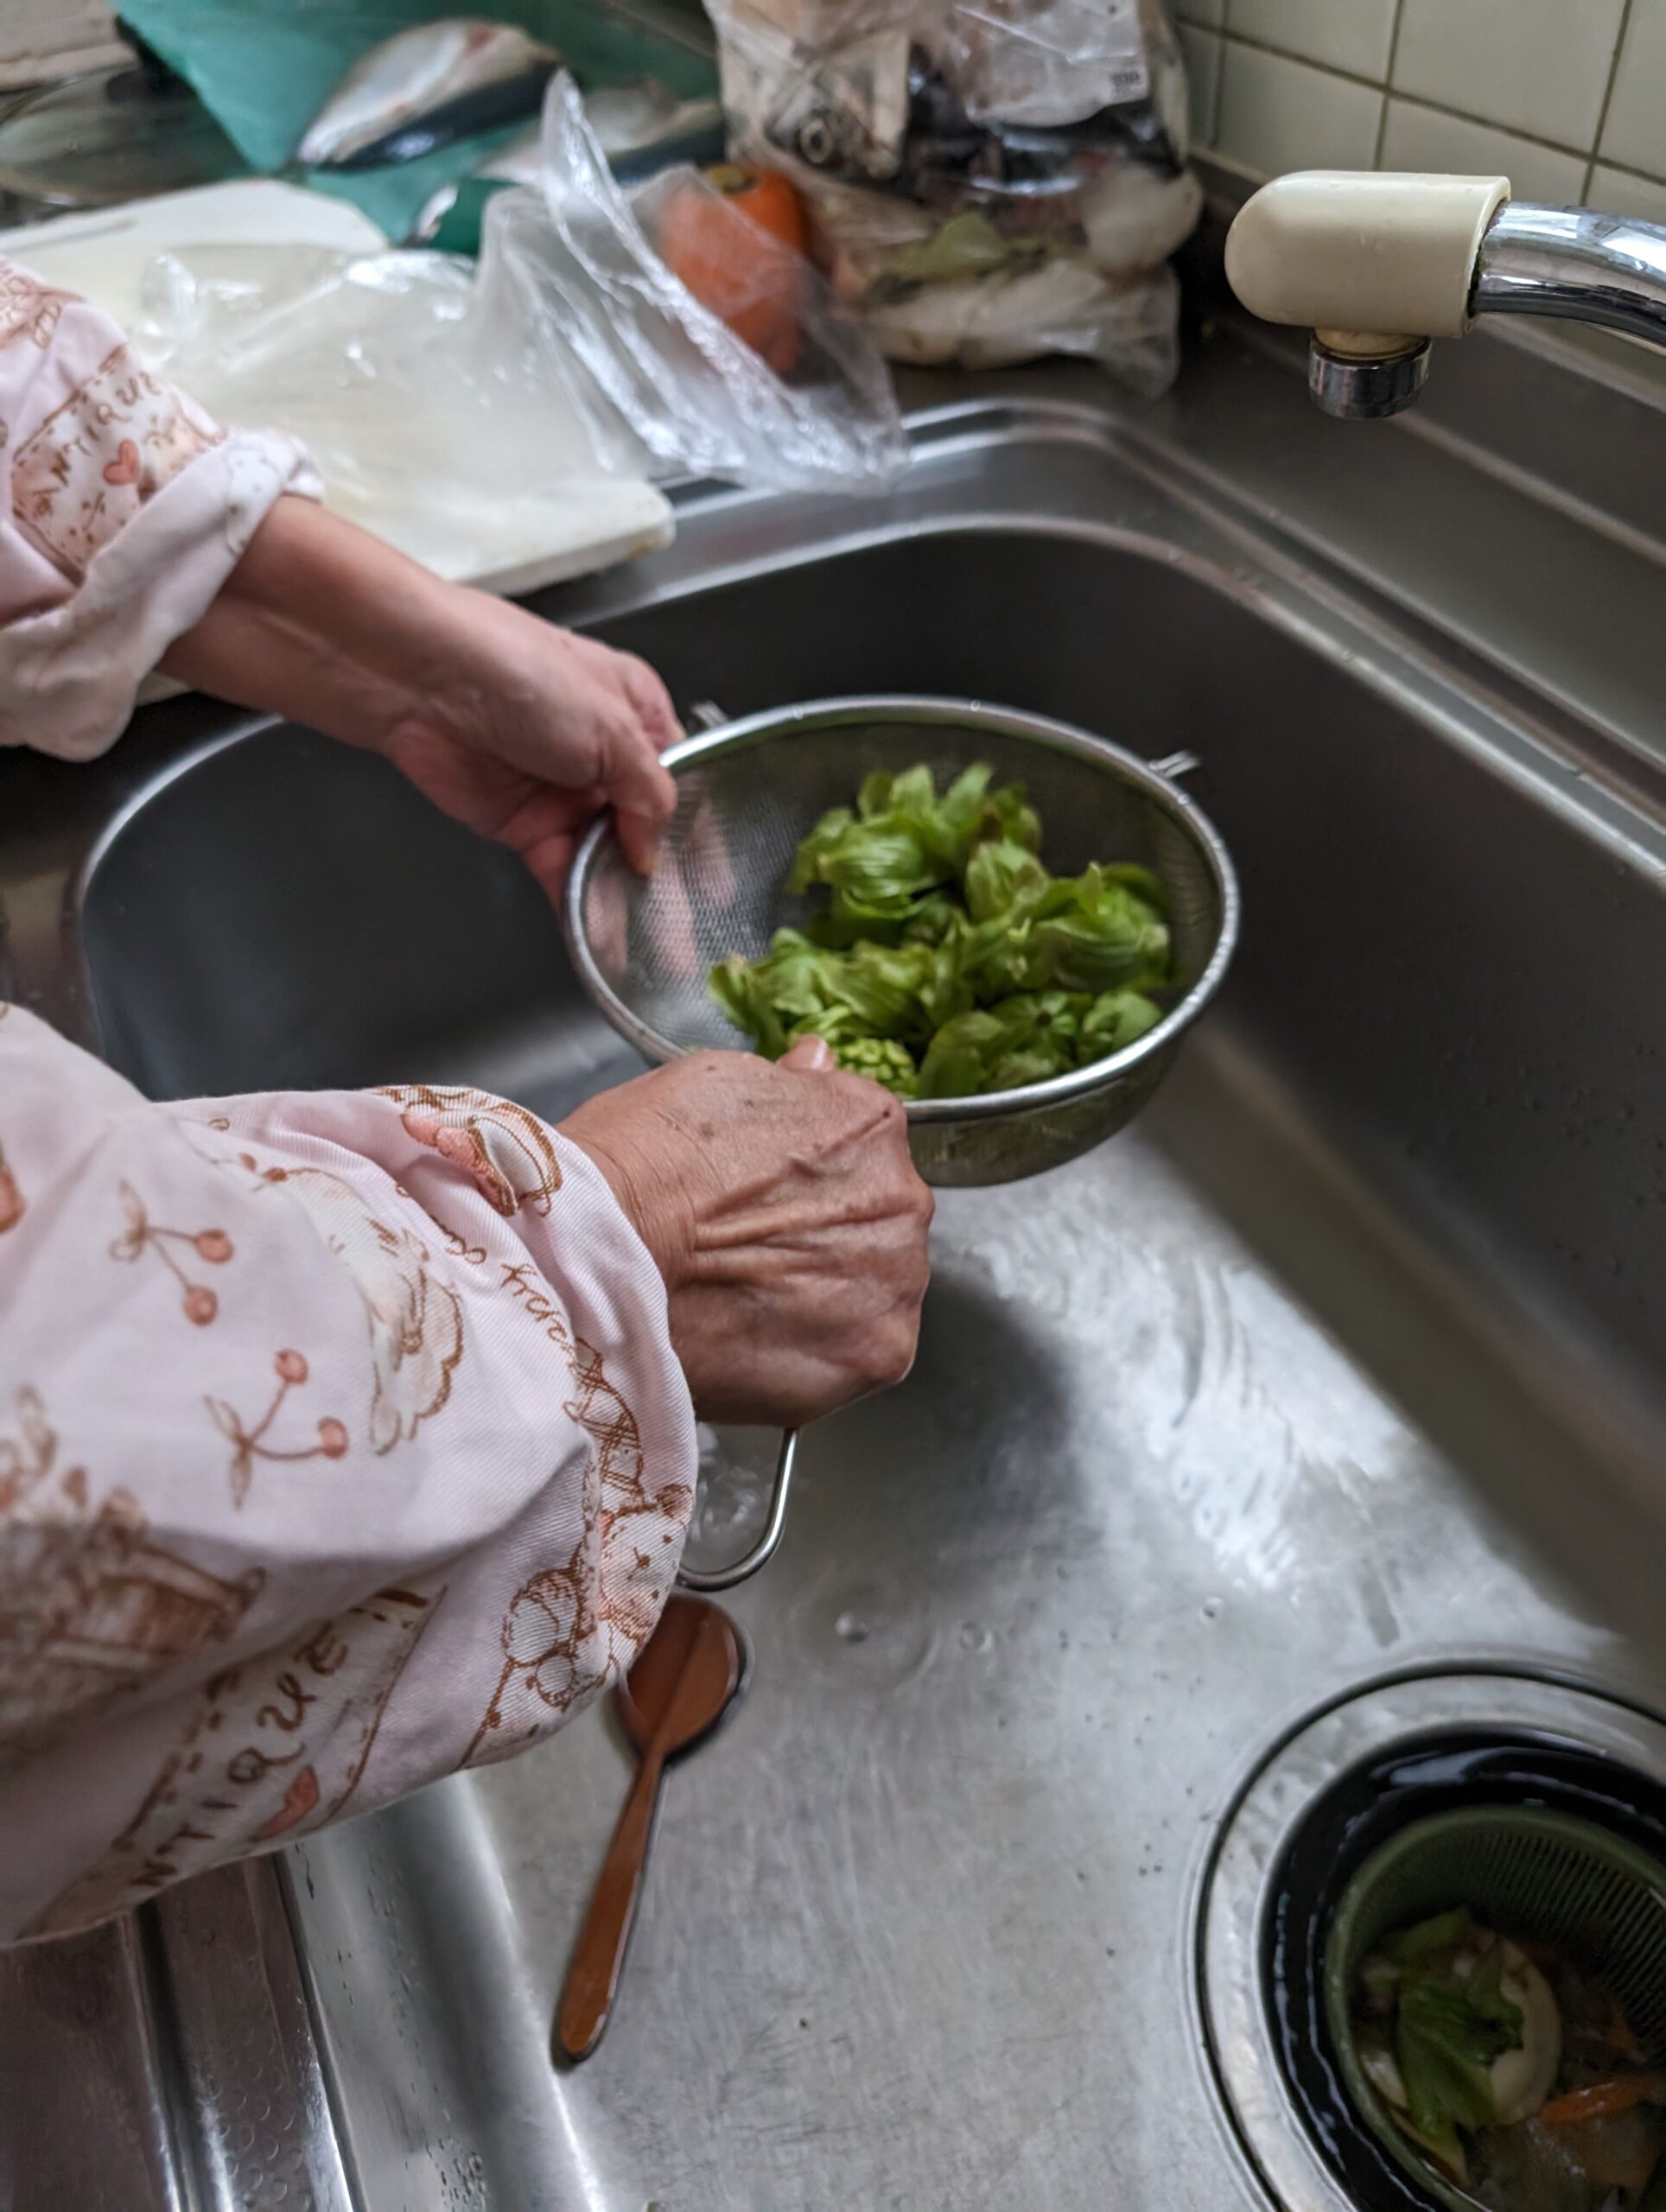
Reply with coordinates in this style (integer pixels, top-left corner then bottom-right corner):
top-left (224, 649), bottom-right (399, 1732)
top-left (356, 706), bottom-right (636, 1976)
top-left (1352, 1905), bottom-right (1666, 2210)
top-left (709, 762), bottom-right (1171, 1098)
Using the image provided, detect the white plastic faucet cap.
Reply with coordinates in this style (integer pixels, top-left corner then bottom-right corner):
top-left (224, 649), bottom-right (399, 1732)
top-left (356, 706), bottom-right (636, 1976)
top-left (1224, 171), bottom-right (1511, 340)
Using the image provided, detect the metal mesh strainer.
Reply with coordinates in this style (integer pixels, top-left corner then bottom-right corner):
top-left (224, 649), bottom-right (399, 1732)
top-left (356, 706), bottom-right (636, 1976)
top-left (563, 695), bottom-right (1239, 1189)
top-left (564, 696), bottom-right (1237, 1590)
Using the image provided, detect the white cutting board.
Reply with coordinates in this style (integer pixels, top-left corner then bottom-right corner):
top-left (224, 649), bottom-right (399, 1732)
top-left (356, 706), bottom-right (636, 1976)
top-left (0, 180), bottom-right (391, 327)
top-left (0, 180), bottom-right (675, 597)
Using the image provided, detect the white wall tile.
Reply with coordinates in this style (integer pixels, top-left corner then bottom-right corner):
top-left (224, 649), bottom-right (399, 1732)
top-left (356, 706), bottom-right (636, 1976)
top-left (1226, 0), bottom-right (1398, 81)
top-left (1177, 24), bottom-right (1223, 149)
top-left (1589, 163), bottom-right (1666, 223)
top-left (1599, 0), bottom-right (1666, 177)
top-left (1217, 40), bottom-right (1383, 173)
top-left (1380, 99), bottom-right (1588, 203)
top-left (1395, 0), bottom-right (1626, 151)
top-left (1173, 0), bottom-right (1226, 29)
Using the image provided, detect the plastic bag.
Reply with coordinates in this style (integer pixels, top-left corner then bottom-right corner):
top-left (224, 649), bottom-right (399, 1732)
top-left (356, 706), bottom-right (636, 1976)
top-left (480, 73), bottom-right (906, 489)
top-left (704, 0), bottom-right (1201, 387)
top-left (133, 238), bottom-right (676, 587)
top-left (130, 71), bottom-right (904, 571)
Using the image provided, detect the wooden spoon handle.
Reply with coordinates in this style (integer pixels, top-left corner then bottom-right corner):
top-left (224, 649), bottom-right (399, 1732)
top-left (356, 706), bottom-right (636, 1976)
top-left (556, 1746), bottom-right (665, 2062)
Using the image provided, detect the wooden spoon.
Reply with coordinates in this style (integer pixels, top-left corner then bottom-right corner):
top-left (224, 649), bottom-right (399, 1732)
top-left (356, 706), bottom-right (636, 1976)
top-left (555, 1594), bottom-right (747, 2062)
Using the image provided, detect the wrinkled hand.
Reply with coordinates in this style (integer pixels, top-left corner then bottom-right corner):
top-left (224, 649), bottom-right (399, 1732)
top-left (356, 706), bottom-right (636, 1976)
top-left (375, 594), bottom-right (681, 900)
top-left (562, 1038), bottom-right (933, 1427)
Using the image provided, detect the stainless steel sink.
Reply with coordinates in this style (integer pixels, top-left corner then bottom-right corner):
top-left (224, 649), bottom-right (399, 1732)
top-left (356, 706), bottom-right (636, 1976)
top-left (9, 369), bottom-right (1666, 2210)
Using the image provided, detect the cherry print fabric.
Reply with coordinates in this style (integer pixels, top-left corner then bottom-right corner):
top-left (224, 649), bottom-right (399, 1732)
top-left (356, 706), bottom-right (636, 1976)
top-left (0, 257), bottom-right (319, 760)
top-left (0, 262), bottom-right (696, 1943)
top-left (0, 1006), bottom-right (696, 1941)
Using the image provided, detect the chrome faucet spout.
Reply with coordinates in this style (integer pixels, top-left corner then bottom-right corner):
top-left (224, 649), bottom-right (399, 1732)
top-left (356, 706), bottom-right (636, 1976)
top-left (1472, 201), bottom-right (1666, 346)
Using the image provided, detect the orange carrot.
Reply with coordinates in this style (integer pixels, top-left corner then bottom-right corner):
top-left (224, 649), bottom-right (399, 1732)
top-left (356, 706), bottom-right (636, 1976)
top-left (658, 165), bottom-right (807, 377)
top-left (1539, 2076), bottom-right (1666, 2126)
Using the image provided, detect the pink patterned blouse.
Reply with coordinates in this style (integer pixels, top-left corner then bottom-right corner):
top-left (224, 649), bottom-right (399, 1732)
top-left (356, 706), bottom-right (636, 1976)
top-left (0, 261), bottom-right (696, 1942)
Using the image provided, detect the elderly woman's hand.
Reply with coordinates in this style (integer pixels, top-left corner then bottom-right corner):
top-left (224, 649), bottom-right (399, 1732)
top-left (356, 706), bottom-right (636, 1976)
top-left (561, 1039), bottom-right (934, 1428)
top-left (162, 495), bottom-right (678, 899)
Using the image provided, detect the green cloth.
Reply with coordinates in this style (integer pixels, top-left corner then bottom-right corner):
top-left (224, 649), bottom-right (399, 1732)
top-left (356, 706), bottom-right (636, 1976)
top-left (304, 126), bottom-right (528, 242)
top-left (119, 0), bottom-right (716, 239)
top-left (416, 169), bottom-right (515, 253)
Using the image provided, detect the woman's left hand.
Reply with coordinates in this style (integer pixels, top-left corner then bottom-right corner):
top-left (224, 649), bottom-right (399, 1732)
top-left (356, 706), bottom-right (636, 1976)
top-left (162, 494), bottom-right (681, 902)
top-left (373, 589), bottom-right (682, 899)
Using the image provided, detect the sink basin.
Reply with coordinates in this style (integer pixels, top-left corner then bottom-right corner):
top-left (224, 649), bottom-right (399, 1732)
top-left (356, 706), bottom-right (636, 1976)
top-left (65, 405), bottom-right (1666, 2210)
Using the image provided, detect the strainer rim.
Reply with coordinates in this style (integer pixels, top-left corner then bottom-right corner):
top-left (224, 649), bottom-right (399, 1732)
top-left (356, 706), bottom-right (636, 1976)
top-left (563, 695), bottom-right (1242, 1124)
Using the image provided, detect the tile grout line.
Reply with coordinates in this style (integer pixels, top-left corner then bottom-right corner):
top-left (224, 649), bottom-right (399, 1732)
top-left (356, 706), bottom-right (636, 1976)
top-left (1586, 0), bottom-right (1637, 203)
top-left (1385, 86), bottom-right (1592, 175)
top-left (1207, 25), bottom-right (1632, 173)
top-left (1373, 0), bottom-right (1408, 168)
top-left (1183, 7), bottom-right (1666, 192)
top-left (1592, 151), bottom-right (1666, 190)
top-left (1205, 21), bottom-right (1396, 95)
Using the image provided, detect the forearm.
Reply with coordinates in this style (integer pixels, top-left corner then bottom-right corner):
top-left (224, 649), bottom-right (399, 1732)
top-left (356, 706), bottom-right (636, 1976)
top-left (0, 251), bottom-right (677, 888)
top-left (158, 493), bottom-right (476, 753)
top-left (158, 490), bottom-right (679, 893)
top-left (0, 251), bottom-right (510, 768)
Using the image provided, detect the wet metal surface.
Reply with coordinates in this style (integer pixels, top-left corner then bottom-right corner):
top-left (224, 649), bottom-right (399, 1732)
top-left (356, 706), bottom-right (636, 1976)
top-left (3, 349), bottom-right (1663, 2207)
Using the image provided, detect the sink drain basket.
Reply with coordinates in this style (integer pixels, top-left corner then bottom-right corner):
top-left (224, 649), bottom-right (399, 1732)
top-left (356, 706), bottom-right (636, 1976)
top-left (1325, 1805), bottom-right (1666, 2209)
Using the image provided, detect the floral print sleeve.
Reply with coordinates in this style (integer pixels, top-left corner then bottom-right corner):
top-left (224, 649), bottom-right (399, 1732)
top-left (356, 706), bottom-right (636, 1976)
top-left (0, 257), bottom-right (320, 761)
top-left (0, 1005), bottom-right (696, 1942)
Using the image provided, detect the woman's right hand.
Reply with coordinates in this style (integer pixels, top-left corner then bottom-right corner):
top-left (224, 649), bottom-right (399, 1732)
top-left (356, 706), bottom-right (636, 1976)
top-left (560, 1039), bottom-right (933, 1428)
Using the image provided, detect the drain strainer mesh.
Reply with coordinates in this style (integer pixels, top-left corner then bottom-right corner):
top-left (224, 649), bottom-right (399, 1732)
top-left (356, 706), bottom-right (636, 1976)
top-left (1331, 1807), bottom-right (1666, 2055)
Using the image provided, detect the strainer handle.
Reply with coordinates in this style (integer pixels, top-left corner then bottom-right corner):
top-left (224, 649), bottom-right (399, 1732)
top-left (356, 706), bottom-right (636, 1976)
top-left (675, 1427), bottom-right (798, 1592)
top-left (661, 698), bottom-right (779, 1591)
top-left (1148, 748), bottom-right (1200, 779)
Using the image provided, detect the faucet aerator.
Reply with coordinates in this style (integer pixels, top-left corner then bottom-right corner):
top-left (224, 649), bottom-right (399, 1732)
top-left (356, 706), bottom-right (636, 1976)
top-left (1307, 336), bottom-right (1432, 420)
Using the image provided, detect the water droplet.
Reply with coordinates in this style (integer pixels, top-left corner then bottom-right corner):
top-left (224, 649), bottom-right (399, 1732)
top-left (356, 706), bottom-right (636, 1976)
top-left (835, 1611), bottom-right (870, 1643)
top-left (1200, 1595), bottom-right (1224, 1621)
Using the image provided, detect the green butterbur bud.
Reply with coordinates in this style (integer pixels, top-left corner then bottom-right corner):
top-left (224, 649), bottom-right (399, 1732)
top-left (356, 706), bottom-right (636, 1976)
top-left (710, 763), bottom-right (1173, 1099)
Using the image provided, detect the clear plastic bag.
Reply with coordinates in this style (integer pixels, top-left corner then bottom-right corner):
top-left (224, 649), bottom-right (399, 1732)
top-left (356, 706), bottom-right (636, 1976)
top-left (481, 73), bottom-right (906, 489)
top-left (131, 238), bottom-right (677, 589)
top-left (129, 70), bottom-right (906, 572)
top-left (705, 0), bottom-right (1201, 386)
